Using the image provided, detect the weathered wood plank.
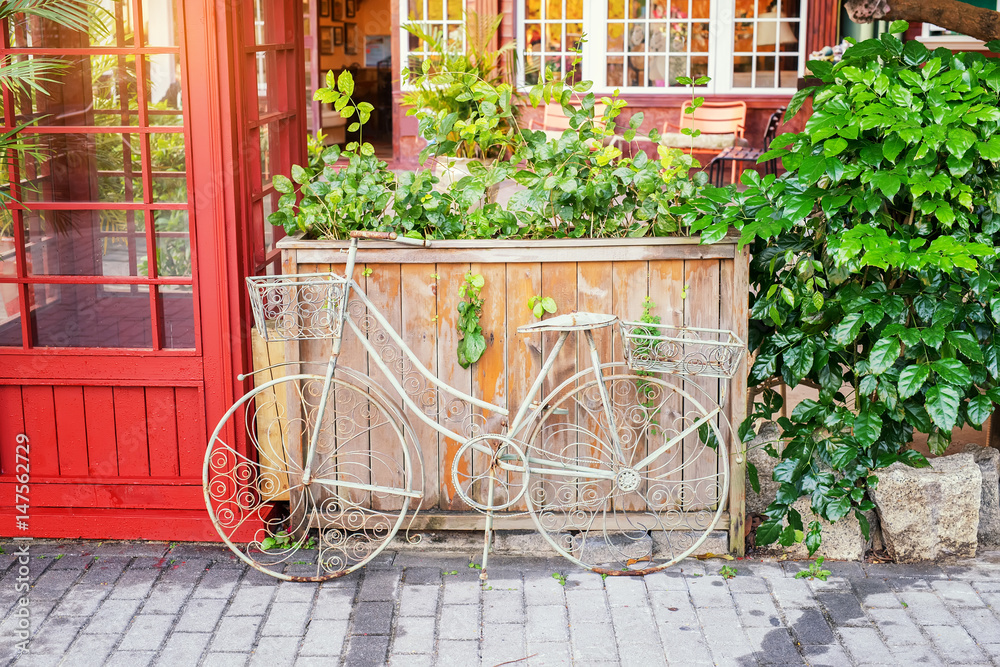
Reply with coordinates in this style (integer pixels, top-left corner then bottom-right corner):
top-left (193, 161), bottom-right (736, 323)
top-left (53, 386), bottom-right (89, 477)
top-left (505, 262), bottom-right (541, 513)
top-left (250, 327), bottom-right (290, 501)
top-left (145, 387), bottom-right (180, 478)
top-left (84, 386), bottom-right (119, 477)
top-left (722, 246), bottom-right (751, 556)
top-left (437, 262), bottom-right (473, 510)
top-left (23, 386), bottom-right (59, 477)
top-left (366, 263), bottom-right (405, 511)
top-left (684, 259), bottom-right (723, 511)
top-left (0, 385), bottom-right (24, 476)
top-left (471, 262), bottom-right (507, 509)
top-left (175, 386), bottom-right (207, 479)
top-left (400, 263), bottom-right (440, 510)
top-left (113, 387), bottom-right (150, 478)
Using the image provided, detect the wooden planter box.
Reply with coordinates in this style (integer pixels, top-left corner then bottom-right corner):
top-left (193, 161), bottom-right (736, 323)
top-left (262, 236), bottom-right (750, 553)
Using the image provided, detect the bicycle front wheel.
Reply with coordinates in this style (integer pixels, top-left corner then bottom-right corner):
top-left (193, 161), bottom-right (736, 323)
top-left (204, 374), bottom-right (417, 581)
top-left (524, 374), bottom-right (729, 574)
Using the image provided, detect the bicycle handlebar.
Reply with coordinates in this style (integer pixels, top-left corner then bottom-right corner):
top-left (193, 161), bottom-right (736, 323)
top-left (349, 230), bottom-right (430, 247)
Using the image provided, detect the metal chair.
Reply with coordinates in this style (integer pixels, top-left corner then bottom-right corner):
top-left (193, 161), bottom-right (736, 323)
top-left (707, 107), bottom-right (786, 187)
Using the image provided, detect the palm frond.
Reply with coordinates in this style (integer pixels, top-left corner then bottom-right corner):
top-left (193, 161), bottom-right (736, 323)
top-left (0, 58), bottom-right (70, 95)
top-left (0, 0), bottom-right (112, 38)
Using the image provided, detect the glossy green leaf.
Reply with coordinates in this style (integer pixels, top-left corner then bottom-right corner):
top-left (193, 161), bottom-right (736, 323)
top-left (898, 365), bottom-right (930, 399)
top-left (854, 409), bottom-right (882, 447)
top-left (926, 384), bottom-right (962, 431)
top-left (869, 337), bottom-right (901, 375)
top-left (931, 358), bottom-right (973, 388)
top-left (966, 394), bottom-right (994, 426)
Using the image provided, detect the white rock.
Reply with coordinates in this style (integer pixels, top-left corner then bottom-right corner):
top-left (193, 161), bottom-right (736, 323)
top-left (872, 454), bottom-right (981, 562)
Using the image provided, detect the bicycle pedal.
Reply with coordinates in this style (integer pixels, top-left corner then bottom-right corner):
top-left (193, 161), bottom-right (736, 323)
top-left (530, 401), bottom-right (568, 415)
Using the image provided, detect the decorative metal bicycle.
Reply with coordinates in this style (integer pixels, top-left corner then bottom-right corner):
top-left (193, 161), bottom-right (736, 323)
top-left (204, 231), bottom-right (745, 581)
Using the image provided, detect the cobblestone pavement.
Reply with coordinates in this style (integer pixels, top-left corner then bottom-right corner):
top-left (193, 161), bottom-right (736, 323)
top-left (1, 540), bottom-right (999, 666)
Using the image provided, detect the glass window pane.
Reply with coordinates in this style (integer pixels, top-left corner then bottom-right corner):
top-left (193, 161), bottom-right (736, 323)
top-left (0, 210), bottom-right (21, 346)
top-left (607, 23), bottom-right (624, 51)
top-left (527, 0), bottom-right (542, 20)
top-left (690, 0), bottom-right (709, 18)
top-left (447, 0), bottom-right (463, 21)
top-left (160, 285), bottom-right (195, 349)
top-left (547, 23), bottom-right (562, 52)
top-left (255, 0), bottom-right (290, 44)
top-left (780, 55), bottom-right (799, 87)
top-left (606, 57), bottom-right (624, 87)
top-left (8, 0), bottom-right (130, 49)
top-left (153, 211), bottom-right (191, 277)
top-left (141, 0), bottom-right (181, 48)
top-left (146, 54), bottom-right (184, 123)
top-left (21, 133), bottom-right (144, 203)
top-left (24, 210), bottom-right (148, 278)
top-left (734, 22), bottom-right (754, 52)
top-left (407, 0), bottom-right (424, 20)
top-left (732, 55), bottom-right (752, 87)
top-left (31, 283), bottom-right (153, 348)
top-left (429, 0), bottom-right (443, 20)
top-left (149, 132), bottom-right (188, 203)
top-left (692, 22), bottom-right (709, 52)
top-left (568, 0), bottom-right (583, 19)
top-left (14, 55), bottom-right (138, 127)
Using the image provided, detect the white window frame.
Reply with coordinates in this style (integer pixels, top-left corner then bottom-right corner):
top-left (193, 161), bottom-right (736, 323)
top-left (917, 3), bottom-right (997, 51)
top-left (514, 0), bottom-right (807, 96)
top-left (398, 0), bottom-right (466, 90)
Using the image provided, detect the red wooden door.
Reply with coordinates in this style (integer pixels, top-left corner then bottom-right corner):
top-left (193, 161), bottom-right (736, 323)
top-left (0, 0), bottom-right (304, 540)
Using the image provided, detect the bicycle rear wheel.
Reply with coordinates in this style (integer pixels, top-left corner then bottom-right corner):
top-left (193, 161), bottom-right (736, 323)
top-left (524, 374), bottom-right (729, 574)
top-left (204, 374), bottom-right (417, 581)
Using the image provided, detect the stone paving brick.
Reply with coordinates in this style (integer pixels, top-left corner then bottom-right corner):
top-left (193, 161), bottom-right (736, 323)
top-left (481, 618), bottom-right (528, 666)
top-left (784, 607), bottom-right (836, 645)
top-left (930, 580), bottom-right (987, 607)
top-left (851, 578), bottom-right (899, 609)
top-left (438, 639), bottom-right (479, 665)
top-left (563, 569), bottom-right (606, 590)
top-left (157, 631), bottom-right (212, 666)
top-left (227, 583), bottom-right (276, 616)
top-left (398, 584), bottom-right (439, 616)
top-left (733, 592), bottom-right (783, 628)
top-left (697, 605), bottom-right (742, 635)
top-left (890, 644), bottom-right (946, 666)
top-left (979, 643), bottom-right (1000, 663)
top-left (603, 576), bottom-right (647, 606)
top-left (79, 557), bottom-right (130, 585)
top-left (387, 654), bottom-right (433, 667)
top-left (90, 542), bottom-right (169, 558)
top-left (525, 640), bottom-right (572, 666)
top-left (140, 582), bottom-right (193, 615)
top-left (687, 576), bottom-right (734, 608)
top-left (565, 586), bottom-right (611, 625)
top-left (524, 577), bottom-right (566, 606)
top-left (809, 577), bottom-right (854, 593)
top-left (298, 619), bottom-right (348, 656)
top-left (174, 597), bottom-right (228, 633)
top-left (248, 635), bottom-right (300, 667)
top-left (898, 591), bottom-right (959, 625)
top-left (442, 576), bottom-right (481, 606)
top-left (53, 585), bottom-right (110, 616)
top-left (737, 560), bottom-right (787, 579)
top-left (483, 590), bottom-right (525, 625)
top-left (526, 604), bottom-right (568, 644)
top-left (192, 566), bottom-right (239, 599)
top-left (210, 615), bottom-right (264, 653)
top-left (312, 585), bottom-right (355, 620)
top-left (104, 650), bottom-right (155, 667)
top-left (439, 604), bottom-right (480, 640)
top-left (866, 607), bottom-right (927, 647)
top-left (768, 577), bottom-right (816, 609)
top-left (818, 592), bottom-right (869, 627)
top-left (344, 634), bottom-right (391, 667)
top-left (744, 626), bottom-right (803, 665)
top-left (260, 601), bottom-right (312, 636)
top-left (155, 558), bottom-right (210, 584)
top-left (200, 652), bottom-right (249, 666)
top-left (118, 614), bottom-right (175, 652)
top-left (649, 590), bottom-right (698, 624)
top-left (27, 568), bottom-right (81, 600)
top-left (708, 633), bottom-right (761, 667)
top-left (660, 622), bottom-right (712, 660)
top-left (402, 566), bottom-right (442, 586)
top-left (272, 580), bottom-right (317, 604)
top-left (81, 597), bottom-right (144, 635)
top-left (44, 555), bottom-right (93, 571)
top-left (837, 627), bottom-right (894, 665)
top-left (108, 568), bottom-right (159, 600)
top-left (569, 621), bottom-right (619, 663)
top-left (57, 631), bottom-right (119, 667)
top-left (391, 614), bottom-right (435, 654)
top-left (351, 599), bottom-right (394, 635)
top-left (923, 624), bottom-right (986, 664)
top-left (864, 562), bottom-right (947, 579)
top-left (800, 644), bottom-right (853, 667)
top-left (727, 575), bottom-right (770, 594)
top-left (357, 568), bottom-right (402, 601)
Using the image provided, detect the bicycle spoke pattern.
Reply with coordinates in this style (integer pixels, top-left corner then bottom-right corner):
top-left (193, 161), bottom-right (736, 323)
top-left (525, 375), bottom-right (728, 573)
top-left (205, 375), bottom-right (414, 581)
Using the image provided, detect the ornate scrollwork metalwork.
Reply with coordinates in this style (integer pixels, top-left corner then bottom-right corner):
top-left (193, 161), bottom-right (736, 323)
top-left (524, 375), bottom-right (729, 573)
top-left (246, 274), bottom-right (347, 341)
top-left (619, 322), bottom-right (745, 379)
top-left (205, 374), bottom-right (416, 581)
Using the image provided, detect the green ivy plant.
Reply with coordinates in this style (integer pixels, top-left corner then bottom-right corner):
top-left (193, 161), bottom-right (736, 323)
top-left (528, 295), bottom-right (557, 319)
top-left (457, 272), bottom-right (487, 368)
top-left (713, 23), bottom-right (1000, 553)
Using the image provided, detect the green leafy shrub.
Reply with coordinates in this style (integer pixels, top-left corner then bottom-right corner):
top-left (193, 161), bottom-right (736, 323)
top-left (721, 23), bottom-right (1000, 553)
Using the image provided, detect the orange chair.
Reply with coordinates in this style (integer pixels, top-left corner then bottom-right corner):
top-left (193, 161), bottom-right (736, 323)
top-left (528, 102), bottom-right (611, 142)
top-left (659, 100), bottom-right (748, 159)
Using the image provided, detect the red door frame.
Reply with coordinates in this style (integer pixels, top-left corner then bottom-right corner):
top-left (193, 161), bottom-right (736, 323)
top-left (0, 0), bottom-right (305, 540)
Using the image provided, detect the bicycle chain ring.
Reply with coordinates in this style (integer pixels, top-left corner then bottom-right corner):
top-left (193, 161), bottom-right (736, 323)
top-left (451, 435), bottom-right (529, 513)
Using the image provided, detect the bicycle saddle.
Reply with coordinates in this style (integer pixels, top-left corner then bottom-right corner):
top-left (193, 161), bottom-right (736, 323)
top-left (516, 312), bottom-right (618, 334)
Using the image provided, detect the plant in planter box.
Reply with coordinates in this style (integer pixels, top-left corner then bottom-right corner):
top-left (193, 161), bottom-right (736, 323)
top-left (402, 12), bottom-right (522, 167)
top-left (717, 23), bottom-right (1000, 553)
